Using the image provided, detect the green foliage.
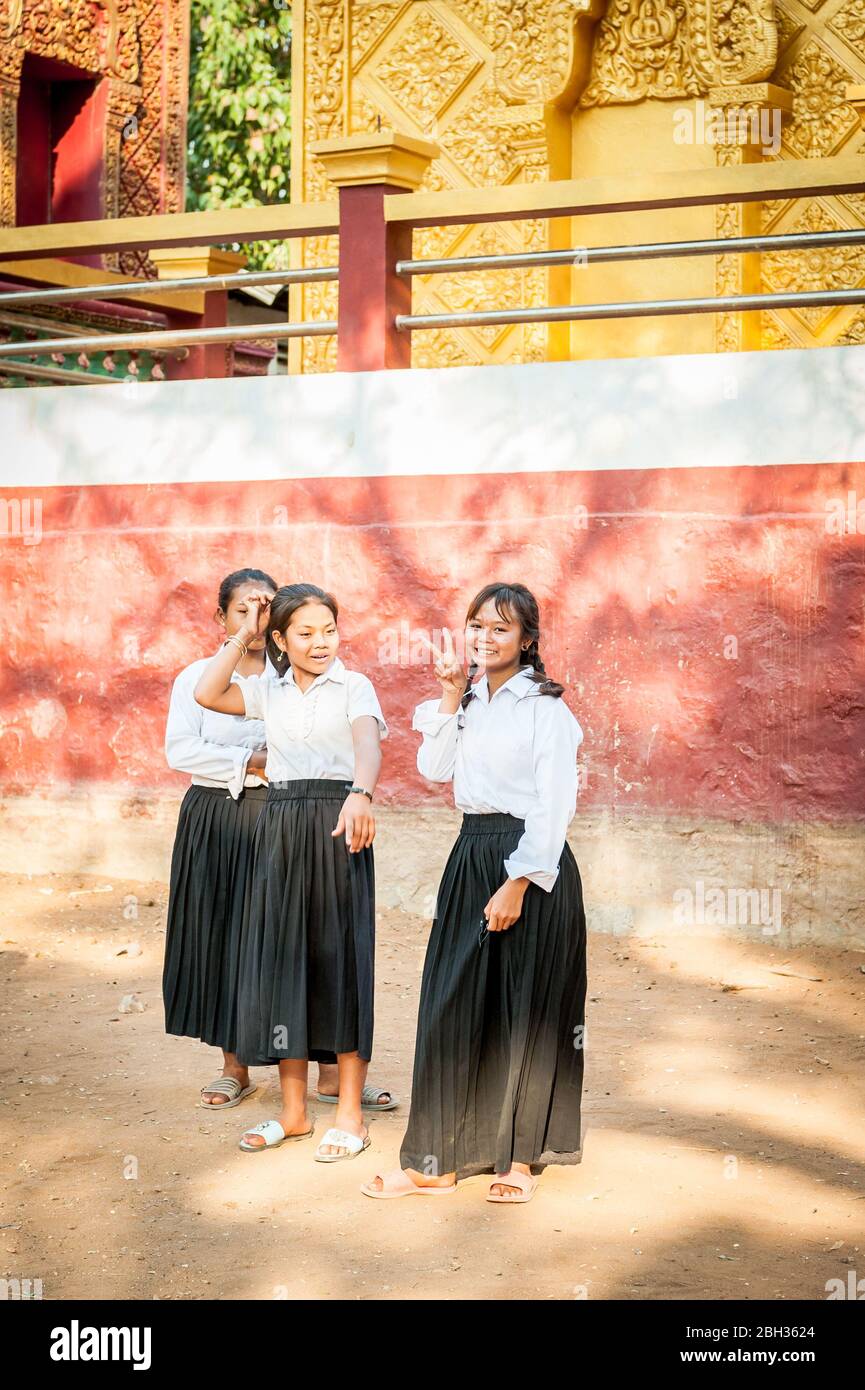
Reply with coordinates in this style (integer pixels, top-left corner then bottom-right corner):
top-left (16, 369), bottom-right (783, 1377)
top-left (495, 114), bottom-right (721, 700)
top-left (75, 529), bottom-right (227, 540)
top-left (186, 0), bottom-right (292, 271)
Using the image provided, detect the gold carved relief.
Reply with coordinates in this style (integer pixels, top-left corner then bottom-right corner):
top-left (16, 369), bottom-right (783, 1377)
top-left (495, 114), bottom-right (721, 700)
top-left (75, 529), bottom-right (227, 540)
top-left (293, 0), bottom-right (865, 365)
top-left (756, 0), bottom-right (865, 350)
top-left (579, 0), bottom-right (776, 106)
top-left (294, 0), bottom-right (606, 372)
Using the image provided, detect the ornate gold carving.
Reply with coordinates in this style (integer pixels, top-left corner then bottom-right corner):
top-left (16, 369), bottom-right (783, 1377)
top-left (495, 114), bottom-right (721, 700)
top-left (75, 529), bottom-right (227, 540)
top-left (116, 0), bottom-right (190, 274)
top-left (350, 0), bottom-right (403, 66)
top-left (0, 77), bottom-right (17, 225)
top-left (762, 199), bottom-right (865, 332)
top-left (774, 0), bottom-right (805, 53)
top-left (440, 79), bottom-right (523, 184)
top-left (689, 0), bottom-right (777, 88)
top-left (580, 0), bottom-right (702, 104)
top-left (715, 143), bottom-right (748, 353)
top-left (494, 0), bottom-right (606, 107)
top-left (827, 0), bottom-right (865, 58)
top-left (299, 0), bottom-right (581, 373)
top-left (306, 0), bottom-right (347, 141)
top-left (760, 312), bottom-right (801, 347)
top-left (751, 0), bottom-right (865, 353)
top-left (834, 308), bottom-right (865, 343)
top-left (371, 6), bottom-right (481, 131)
top-left (580, 0), bottom-right (777, 105)
top-left (299, 0), bottom-right (865, 366)
top-left (780, 38), bottom-right (859, 156)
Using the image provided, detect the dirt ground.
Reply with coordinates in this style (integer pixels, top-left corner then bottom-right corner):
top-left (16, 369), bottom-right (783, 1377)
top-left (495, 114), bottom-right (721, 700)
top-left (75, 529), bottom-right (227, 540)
top-left (1, 869), bottom-right (863, 1302)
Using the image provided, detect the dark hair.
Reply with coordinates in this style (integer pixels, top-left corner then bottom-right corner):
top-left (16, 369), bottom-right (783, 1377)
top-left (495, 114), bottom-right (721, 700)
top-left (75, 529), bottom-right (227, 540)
top-left (266, 582), bottom-right (339, 678)
top-left (460, 582), bottom-right (564, 709)
top-left (217, 568), bottom-right (278, 613)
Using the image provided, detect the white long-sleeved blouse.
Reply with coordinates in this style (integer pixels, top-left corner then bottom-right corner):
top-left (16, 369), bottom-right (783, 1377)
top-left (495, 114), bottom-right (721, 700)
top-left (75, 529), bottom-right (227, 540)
top-left (412, 665), bottom-right (583, 892)
top-left (165, 655), bottom-right (272, 799)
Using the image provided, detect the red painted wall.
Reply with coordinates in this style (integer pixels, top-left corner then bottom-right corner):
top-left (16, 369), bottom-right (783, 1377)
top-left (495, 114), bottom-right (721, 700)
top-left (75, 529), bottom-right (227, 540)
top-left (1, 461), bottom-right (864, 819)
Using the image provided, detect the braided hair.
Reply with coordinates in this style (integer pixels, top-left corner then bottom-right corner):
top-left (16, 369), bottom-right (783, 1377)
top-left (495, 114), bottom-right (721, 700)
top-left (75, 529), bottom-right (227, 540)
top-left (459, 582), bottom-right (564, 711)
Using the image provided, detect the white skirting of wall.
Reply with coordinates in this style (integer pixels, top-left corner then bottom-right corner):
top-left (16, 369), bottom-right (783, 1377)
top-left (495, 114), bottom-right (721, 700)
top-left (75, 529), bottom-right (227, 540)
top-left (2, 794), bottom-right (861, 948)
top-left (2, 343), bottom-right (865, 489)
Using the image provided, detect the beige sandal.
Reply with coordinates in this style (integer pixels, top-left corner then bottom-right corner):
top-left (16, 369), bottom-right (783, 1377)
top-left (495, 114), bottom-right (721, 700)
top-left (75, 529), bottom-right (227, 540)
top-left (361, 1168), bottom-right (457, 1199)
top-left (486, 1169), bottom-right (537, 1203)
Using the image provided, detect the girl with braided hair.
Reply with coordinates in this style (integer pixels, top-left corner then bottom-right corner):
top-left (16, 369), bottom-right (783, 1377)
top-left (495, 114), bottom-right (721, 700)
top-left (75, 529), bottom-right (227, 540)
top-left (362, 582), bottom-right (587, 1204)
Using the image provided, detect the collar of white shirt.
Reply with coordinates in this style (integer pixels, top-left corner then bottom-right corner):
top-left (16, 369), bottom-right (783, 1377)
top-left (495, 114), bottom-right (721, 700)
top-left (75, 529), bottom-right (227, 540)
top-left (472, 664), bottom-right (537, 705)
top-left (282, 653), bottom-right (346, 691)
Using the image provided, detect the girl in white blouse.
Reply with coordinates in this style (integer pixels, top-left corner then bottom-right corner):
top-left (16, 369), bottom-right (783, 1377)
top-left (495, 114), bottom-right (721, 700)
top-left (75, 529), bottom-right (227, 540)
top-left (362, 582), bottom-right (587, 1204)
top-left (163, 568), bottom-right (277, 1110)
top-left (194, 583), bottom-right (389, 1162)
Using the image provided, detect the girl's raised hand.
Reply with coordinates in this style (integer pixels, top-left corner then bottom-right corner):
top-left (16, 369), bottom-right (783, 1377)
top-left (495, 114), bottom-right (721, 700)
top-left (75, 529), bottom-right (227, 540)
top-left (238, 590), bottom-right (272, 644)
top-left (421, 628), bottom-right (467, 698)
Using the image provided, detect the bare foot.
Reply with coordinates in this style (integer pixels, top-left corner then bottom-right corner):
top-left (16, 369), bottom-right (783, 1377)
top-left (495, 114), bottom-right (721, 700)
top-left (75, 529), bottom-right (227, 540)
top-left (490, 1161), bottom-right (533, 1197)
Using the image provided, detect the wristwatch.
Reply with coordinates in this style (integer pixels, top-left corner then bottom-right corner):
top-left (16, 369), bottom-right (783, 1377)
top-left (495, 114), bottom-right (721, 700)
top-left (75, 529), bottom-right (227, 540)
top-left (348, 784), bottom-right (373, 801)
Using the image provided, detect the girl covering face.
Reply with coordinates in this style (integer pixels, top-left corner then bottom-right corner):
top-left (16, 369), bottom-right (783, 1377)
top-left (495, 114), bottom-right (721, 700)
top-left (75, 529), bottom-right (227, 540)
top-left (363, 582), bottom-right (587, 1205)
top-left (163, 567), bottom-right (276, 1110)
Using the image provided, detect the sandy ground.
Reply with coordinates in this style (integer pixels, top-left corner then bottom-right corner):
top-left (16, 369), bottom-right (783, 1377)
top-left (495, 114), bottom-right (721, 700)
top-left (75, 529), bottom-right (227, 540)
top-left (1, 869), bottom-right (864, 1302)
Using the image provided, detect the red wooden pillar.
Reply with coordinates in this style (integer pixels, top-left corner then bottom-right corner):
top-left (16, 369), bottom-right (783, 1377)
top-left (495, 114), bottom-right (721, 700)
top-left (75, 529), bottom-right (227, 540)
top-left (150, 246), bottom-right (247, 380)
top-left (309, 131), bottom-right (439, 372)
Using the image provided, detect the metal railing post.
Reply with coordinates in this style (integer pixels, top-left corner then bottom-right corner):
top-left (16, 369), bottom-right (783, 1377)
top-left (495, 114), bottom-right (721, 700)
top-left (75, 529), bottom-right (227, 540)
top-left (309, 130), bottom-right (438, 372)
top-left (150, 246), bottom-right (247, 379)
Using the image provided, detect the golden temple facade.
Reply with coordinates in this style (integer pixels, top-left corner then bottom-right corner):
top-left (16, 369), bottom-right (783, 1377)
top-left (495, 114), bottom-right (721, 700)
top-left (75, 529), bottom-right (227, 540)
top-left (289, 0), bottom-right (865, 369)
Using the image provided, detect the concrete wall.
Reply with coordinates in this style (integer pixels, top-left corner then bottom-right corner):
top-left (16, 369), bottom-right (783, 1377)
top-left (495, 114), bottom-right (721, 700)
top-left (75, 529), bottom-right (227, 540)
top-left (1, 349), bottom-right (864, 942)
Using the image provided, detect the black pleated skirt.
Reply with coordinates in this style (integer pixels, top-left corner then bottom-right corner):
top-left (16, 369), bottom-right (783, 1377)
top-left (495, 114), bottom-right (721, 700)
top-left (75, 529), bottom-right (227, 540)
top-left (236, 778), bottom-right (375, 1066)
top-left (399, 812), bottom-right (587, 1181)
top-left (162, 783), bottom-right (269, 1053)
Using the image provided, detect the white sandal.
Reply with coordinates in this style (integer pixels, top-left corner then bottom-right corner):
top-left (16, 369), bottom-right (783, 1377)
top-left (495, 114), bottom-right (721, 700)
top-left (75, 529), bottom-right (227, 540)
top-left (238, 1119), bottom-right (314, 1152)
top-left (314, 1126), bottom-right (371, 1163)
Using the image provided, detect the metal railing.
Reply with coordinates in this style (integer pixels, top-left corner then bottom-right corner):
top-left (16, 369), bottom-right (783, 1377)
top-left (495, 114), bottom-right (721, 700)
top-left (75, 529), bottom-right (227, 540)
top-left (394, 226), bottom-right (865, 333)
top-left (0, 151), bottom-right (863, 379)
top-left (0, 265), bottom-right (338, 309)
top-left (0, 319), bottom-right (338, 359)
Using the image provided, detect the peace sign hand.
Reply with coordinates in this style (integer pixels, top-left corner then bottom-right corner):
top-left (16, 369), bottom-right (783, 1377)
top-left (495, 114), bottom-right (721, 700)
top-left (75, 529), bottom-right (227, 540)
top-left (420, 627), bottom-right (468, 699)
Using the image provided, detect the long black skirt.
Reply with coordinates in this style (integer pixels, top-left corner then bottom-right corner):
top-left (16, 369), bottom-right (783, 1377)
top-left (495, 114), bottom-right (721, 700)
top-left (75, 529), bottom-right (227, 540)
top-left (399, 812), bottom-right (587, 1181)
top-left (162, 783), bottom-right (269, 1053)
top-left (236, 778), bottom-right (375, 1066)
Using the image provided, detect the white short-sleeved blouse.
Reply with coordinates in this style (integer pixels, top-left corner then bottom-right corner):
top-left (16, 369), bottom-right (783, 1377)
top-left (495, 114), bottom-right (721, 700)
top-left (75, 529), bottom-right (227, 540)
top-left (237, 654), bottom-right (387, 782)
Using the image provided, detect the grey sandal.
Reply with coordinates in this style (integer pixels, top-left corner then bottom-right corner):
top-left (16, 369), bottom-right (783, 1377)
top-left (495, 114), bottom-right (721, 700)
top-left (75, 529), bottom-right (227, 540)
top-left (316, 1082), bottom-right (399, 1112)
top-left (199, 1076), bottom-right (257, 1109)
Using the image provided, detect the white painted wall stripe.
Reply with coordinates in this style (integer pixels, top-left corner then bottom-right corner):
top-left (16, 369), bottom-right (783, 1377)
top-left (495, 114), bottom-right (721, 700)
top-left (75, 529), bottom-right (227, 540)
top-left (1, 345), bottom-right (864, 489)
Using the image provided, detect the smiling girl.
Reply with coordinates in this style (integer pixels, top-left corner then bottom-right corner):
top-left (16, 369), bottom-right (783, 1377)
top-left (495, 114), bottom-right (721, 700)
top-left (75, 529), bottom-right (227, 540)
top-left (194, 583), bottom-right (388, 1162)
top-left (362, 582), bottom-right (587, 1204)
